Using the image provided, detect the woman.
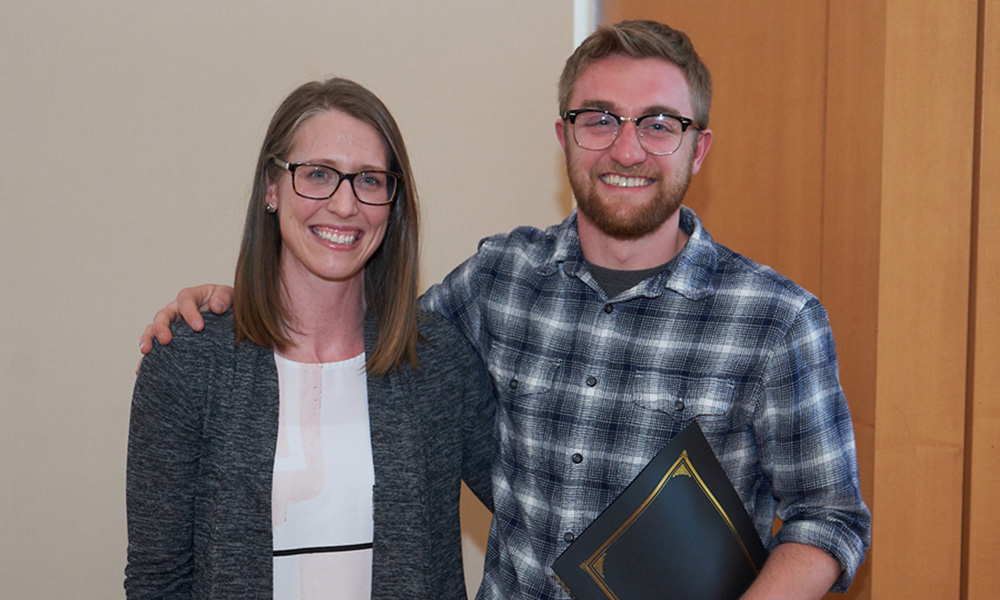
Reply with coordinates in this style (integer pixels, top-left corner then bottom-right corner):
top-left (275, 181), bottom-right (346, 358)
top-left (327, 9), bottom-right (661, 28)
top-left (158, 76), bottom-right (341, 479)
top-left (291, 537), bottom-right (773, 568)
top-left (125, 78), bottom-right (495, 599)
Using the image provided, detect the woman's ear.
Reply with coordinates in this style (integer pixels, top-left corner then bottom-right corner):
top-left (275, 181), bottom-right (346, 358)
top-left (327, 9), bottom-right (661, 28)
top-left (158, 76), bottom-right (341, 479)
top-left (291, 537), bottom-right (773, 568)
top-left (265, 175), bottom-right (278, 212)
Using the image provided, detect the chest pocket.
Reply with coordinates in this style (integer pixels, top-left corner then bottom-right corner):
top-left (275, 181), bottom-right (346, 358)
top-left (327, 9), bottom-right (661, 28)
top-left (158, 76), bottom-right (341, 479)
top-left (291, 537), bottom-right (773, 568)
top-left (487, 344), bottom-right (559, 399)
top-left (631, 372), bottom-right (737, 425)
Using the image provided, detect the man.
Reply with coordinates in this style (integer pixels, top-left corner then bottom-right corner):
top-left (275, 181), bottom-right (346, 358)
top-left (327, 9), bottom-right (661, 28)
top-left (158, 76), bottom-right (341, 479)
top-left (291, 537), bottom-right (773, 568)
top-left (143, 20), bottom-right (870, 599)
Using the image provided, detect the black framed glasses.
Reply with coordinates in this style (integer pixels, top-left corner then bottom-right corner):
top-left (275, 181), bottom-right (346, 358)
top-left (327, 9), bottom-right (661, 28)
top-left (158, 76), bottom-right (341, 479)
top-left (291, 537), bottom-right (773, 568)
top-left (273, 158), bottom-right (402, 206)
top-left (563, 109), bottom-right (698, 156)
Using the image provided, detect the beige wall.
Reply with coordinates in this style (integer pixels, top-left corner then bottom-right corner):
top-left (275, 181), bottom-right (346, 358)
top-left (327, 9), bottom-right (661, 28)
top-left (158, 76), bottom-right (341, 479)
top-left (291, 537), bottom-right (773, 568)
top-left (0, 1), bottom-right (574, 597)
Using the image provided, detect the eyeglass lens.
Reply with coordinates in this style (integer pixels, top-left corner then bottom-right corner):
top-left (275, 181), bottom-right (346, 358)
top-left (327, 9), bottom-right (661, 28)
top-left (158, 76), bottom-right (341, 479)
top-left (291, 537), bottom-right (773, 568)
top-left (572, 112), bottom-right (686, 155)
top-left (292, 164), bottom-right (397, 205)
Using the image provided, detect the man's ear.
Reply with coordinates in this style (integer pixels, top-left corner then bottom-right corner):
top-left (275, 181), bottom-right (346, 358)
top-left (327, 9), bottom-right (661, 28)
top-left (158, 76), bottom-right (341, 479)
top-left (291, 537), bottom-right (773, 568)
top-left (690, 128), bottom-right (712, 175)
top-left (555, 118), bottom-right (568, 151)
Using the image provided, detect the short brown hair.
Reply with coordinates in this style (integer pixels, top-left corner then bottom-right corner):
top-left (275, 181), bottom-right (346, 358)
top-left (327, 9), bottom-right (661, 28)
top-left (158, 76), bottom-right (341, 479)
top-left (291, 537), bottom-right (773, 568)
top-left (558, 20), bottom-right (712, 129)
top-left (233, 77), bottom-right (420, 375)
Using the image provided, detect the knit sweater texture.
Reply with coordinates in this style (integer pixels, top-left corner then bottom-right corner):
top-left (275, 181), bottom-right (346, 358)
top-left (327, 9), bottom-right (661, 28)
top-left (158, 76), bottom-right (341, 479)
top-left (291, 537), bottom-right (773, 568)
top-left (125, 311), bottom-right (495, 599)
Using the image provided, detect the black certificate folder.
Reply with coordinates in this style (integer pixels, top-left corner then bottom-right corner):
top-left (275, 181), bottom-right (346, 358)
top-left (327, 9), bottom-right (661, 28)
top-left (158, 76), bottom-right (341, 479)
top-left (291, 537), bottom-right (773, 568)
top-left (552, 421), bottom-right (768, 600)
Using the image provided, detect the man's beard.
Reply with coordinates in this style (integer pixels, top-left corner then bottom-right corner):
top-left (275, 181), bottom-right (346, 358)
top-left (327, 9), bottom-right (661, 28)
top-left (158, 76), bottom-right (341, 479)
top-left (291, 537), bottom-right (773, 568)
top-left (568, 152), bottom-right (693, 240)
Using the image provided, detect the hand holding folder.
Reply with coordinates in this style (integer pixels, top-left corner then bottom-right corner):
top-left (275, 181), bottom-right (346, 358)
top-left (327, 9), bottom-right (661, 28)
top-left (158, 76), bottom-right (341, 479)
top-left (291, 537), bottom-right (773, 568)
top-left (552, 421), bottom-right (768, 600)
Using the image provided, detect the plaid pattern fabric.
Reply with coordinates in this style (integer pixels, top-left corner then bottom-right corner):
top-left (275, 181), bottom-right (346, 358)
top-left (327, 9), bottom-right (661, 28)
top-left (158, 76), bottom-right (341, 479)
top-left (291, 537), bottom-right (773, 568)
top-left (422, 207), bottom-right (870, 599)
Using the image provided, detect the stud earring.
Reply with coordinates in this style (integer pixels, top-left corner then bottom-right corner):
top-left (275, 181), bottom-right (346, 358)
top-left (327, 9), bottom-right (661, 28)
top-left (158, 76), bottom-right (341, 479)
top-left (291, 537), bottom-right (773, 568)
top-left (265, 202), bottom-right (277, 213)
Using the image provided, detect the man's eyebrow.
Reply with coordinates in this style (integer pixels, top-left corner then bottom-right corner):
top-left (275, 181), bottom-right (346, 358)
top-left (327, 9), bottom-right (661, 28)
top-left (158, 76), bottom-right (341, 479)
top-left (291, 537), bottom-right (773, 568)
top-left (643, 104), bottom-right (684, 116)
top-left (576, 99), bottom-right (616, 112)
top-left (574, 100), bottom-right (685, 117)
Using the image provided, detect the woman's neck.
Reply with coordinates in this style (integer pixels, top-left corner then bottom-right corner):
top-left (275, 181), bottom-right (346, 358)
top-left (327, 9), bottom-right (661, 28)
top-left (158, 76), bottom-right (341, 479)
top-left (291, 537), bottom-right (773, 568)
top-left (278, 269), bottom-right (368, 364)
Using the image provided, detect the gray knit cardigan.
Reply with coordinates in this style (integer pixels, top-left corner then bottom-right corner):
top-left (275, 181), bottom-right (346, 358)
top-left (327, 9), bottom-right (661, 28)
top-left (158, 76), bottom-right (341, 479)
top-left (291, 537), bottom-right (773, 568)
top-left (125, 311), bottom-right (495, 599)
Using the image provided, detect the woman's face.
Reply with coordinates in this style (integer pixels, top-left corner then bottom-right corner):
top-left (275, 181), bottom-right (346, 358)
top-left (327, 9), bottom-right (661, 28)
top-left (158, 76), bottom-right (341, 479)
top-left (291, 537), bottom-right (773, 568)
top-left (267, 109), bottom-right (392, 289)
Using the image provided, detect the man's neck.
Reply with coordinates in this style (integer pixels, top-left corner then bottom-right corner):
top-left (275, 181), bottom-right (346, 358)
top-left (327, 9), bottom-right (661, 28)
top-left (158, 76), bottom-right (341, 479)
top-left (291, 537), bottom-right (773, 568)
top-left (576, 207), bottom-right (689, 270)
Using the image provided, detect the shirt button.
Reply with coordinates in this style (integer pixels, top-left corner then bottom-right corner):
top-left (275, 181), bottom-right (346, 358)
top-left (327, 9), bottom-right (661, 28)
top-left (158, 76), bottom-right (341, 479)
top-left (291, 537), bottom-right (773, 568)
top-left (586, 376), bottom-right (597, 387)
top-left (572, 453), bottom-right (584, 464)
top-left (564, 532), bottom-right (575, 543)
top-left (674, 400), bottom-right (685, 411)
top-left (509, 379), bottom-right (518, 390)
top-left (604, 304), bottom-right (614, 314)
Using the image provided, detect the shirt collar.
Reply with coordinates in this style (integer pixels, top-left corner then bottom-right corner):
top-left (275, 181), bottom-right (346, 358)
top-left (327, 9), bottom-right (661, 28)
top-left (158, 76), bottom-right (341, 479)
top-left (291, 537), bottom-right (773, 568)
top-left (538, 206), bottom-right (719, 301)
top-left (534, 210), bottom-right (585, 278)
top-left (662, 206), bottom-right (719, 300)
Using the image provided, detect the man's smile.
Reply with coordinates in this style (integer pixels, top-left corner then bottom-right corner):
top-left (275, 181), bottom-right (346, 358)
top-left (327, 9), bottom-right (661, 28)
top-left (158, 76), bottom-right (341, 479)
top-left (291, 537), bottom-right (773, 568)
top-left (599, 173), bottom-right (655, 188)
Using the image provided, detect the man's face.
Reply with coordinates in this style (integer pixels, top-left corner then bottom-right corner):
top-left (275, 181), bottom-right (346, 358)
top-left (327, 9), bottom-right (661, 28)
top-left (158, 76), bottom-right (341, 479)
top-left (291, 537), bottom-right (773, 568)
top-left (556, 55), bottom-right (711, 240)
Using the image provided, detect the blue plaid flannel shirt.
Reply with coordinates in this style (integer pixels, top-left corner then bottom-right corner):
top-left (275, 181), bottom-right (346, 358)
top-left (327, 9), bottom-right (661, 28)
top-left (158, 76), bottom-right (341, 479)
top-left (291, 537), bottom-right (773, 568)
top-left (422, 207), bottom-right (871, 599)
